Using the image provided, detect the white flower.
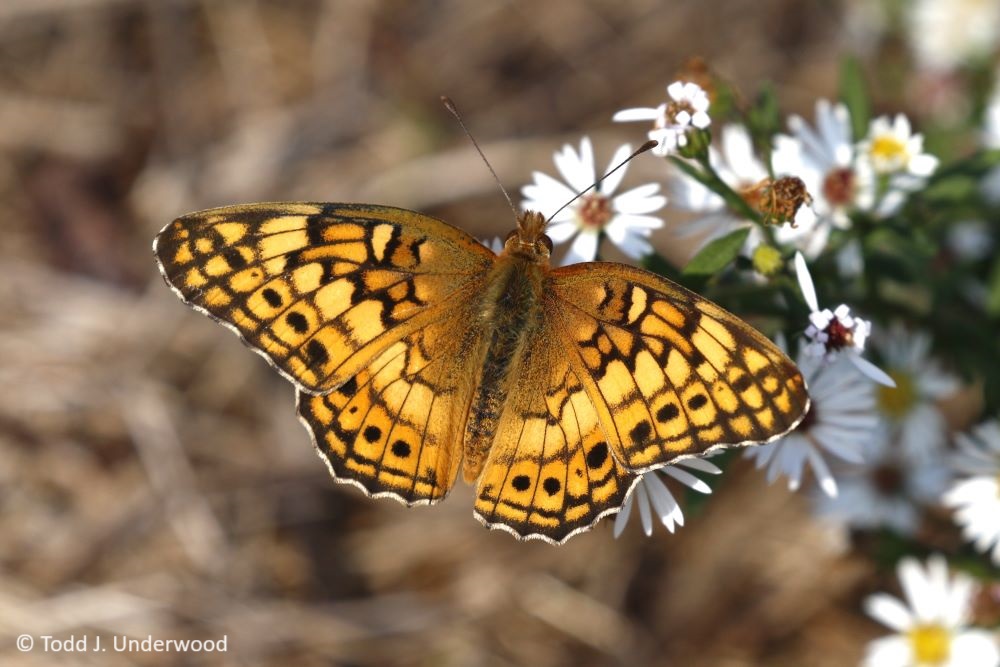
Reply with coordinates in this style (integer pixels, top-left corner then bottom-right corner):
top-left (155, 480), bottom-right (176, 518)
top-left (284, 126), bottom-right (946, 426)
top-left (984, 90), bottom-right (1000, 149)
top-left (980, 165), bottom-right (1000, 207)
top-left (906, 0), bottom-right (1000, 73)
top-left (947, 220), bottom-right (994, 262)
top-left (794, 252), bottom-right (894, 386)
top-left (670, 124), bottom-right (765, 249)
top-left (771, 99), bottom-right (876, 256)
top-left (980, 92), bottom-right (1000, 205)
top-left (874, 326), bottom-right (960, 459)
top-left (943, 420), bottom-right (1000, 565)
top-left (520, 137), bottom-right (666, 265)
top-left (671, 125), bottom-right (817, 260)
top-left (746, 352), bottom-right (878, 497)
top-left (837, 237), bottom-right (865, 278)
top-left (863, 555), bottom-right (999, 667)
top-left (860, 115), bottom-right (938, 177)
top-left (814, 426), bottom-right (952, 535)
top-left (613, 81), bottom-right (711, 157)
top-left (613, 457), bottom-right (721, 538)
top-left (851, 114), bottom-right (938, 217)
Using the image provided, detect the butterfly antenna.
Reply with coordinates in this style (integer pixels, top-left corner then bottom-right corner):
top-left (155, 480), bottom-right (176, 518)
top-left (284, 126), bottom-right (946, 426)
top-left (441, 96), bottom-right (520, 220)
top-left (545, 139), bottom-right (659, 224)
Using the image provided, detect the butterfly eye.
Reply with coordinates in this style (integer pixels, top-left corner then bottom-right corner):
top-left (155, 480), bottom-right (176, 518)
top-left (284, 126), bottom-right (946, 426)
top-left (504, 230), bottom-right (519, 244)
top-left (539, 234), bottom-right (553, 254)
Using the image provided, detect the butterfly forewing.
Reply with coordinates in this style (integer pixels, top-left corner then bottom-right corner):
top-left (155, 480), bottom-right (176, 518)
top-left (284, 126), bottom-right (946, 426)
top-left (153, 203), bottom-right (495, 394)
top-left (549, 262), bottom-right (809, 472)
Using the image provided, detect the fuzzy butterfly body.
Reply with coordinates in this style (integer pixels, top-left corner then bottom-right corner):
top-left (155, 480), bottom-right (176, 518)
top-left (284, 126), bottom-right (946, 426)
top-left (154, 202), bottom-right (809, 544)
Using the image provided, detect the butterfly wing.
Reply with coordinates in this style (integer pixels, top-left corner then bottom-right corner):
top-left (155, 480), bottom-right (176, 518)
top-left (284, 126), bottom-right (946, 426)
top-left (549, 262), bottom-right (809, 473)
top-left (473, 315), bottom-right (637, 544)
top-left (298, 305), bottom-right (484, 505)
top-left (154, 203), bottom-right (494, 394)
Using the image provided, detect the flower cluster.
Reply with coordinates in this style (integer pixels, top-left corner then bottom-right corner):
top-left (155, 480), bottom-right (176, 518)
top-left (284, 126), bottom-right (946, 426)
top-left (515, 67), bottom-right (1000, 659)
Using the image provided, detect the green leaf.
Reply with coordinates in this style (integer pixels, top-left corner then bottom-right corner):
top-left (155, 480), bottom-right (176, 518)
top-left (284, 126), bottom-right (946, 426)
top-left (921, 174), bottom-right (979, 205)
top-left (641, 251), bottom-right (683, 282)
top-left (840, 56), bottom-right (870, 141)
top-left (683, 227), bottom-right (750, 276)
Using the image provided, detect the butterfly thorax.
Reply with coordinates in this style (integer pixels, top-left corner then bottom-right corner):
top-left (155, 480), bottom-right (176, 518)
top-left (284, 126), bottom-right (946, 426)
top-left (461, 224), bottom-right (551, 482)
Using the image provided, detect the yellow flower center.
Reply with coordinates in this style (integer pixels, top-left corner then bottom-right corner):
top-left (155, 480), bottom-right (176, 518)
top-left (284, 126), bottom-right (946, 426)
top-left (576, 194), bottom-right (612, 230)
top-left (908, 623), bottom-right (951, 665)
top-left (751, 244), bottom-right (783, 276)
top-left (870, 135), bottom-right (908, 167)
top-left (876, 370), bottom-right (917, 419)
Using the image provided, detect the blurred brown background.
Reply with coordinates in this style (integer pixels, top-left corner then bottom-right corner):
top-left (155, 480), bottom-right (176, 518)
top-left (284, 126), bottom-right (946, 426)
top-left (0, 1), bottom-right (907, 665)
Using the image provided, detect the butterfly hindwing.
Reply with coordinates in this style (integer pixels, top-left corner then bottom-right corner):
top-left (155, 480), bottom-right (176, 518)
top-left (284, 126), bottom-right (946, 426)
top-left (550, 262), bottom-right (809, 472)
top-left (154, 203), bottom-right (495, 394)
top-left (473, 318), bottom-right (635, 543)
top-left (298, 306), bottom-right (484, 505)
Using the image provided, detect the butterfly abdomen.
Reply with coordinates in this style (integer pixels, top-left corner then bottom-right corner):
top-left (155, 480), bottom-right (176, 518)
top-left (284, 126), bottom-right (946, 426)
top-left (462, 255), bottom-right (547, 482)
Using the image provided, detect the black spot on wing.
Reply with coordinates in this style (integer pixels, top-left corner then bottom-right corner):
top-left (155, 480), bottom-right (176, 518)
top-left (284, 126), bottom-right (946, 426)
top-left (262, 288), bottom-right (282, 307)
top-left (286, 311), bottom-right (309, 333)
top-left (586, 442), bottom-right (608, 469)
top-left (656, 403), bottom-right (680, 423)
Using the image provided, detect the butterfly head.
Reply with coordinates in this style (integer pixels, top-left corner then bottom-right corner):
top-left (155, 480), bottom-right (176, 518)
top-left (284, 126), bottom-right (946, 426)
top-left (504, 210), bottom-right (552, 261)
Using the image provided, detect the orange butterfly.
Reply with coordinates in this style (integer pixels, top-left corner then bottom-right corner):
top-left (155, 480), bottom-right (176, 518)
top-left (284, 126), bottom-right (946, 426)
top-left (154, 200), bottom-right (809, 543)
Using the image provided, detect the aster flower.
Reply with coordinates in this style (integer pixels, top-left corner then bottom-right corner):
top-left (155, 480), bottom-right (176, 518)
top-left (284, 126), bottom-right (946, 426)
top-left (874, 326), bottom-right (960, 459)
top-left (863, 555), bottom-right (999, 667)
top-left (613, 457), bottom-right (721, 538)
top-left (979, 91), bottom-right (1000, 205)
top-left (746, 352), bottom-right (878, 497)
top-left (906, 0), bottom-right (1000, 73)
top-left (943, 420), bottom-right (1000, 565)
top-left (861, 115), bottom-right (938, 177)
top-left (857, 114), bottom-right (938, 215)
top-left (814, 425), bottom-right (952, 535)
top-left (771, 99), bottom-right (875, 252)
top-left (670, 124), bottom-right (817, 259)
top-left (947, 221), bottom-right (994, 262)
top-left (613, 81), bottom-right (711, 157)
top-left (794, 252), bottom-right (894, 386)
top-left (520, 137), bottom-right (666, 265)
top-left (983, 89), bottom-right (1000, 149)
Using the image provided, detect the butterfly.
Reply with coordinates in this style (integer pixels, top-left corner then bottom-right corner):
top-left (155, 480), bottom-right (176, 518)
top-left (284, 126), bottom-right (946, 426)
top-left (154, 202), bottom-right (810, 544)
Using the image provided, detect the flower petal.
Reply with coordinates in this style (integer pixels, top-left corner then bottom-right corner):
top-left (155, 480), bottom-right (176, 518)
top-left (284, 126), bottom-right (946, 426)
top-left (864, 593), bottom-right (915, 632)
top-left (564, 230), bottom-right (600, 264)
top-left (795, 252), bottom-right (820, 312)
top-left (613, 490), bottom-right (635, 538)
top-left (613, 184), bottom-right (667, 214)
top-left (636, 481), bottom-right (653, 536)
top-left (600, 143), bottom-right (633, 195)
top-left (849, 354), bottom-right (896, 387)
top-left (613, 107), bottom-right (661, 122)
